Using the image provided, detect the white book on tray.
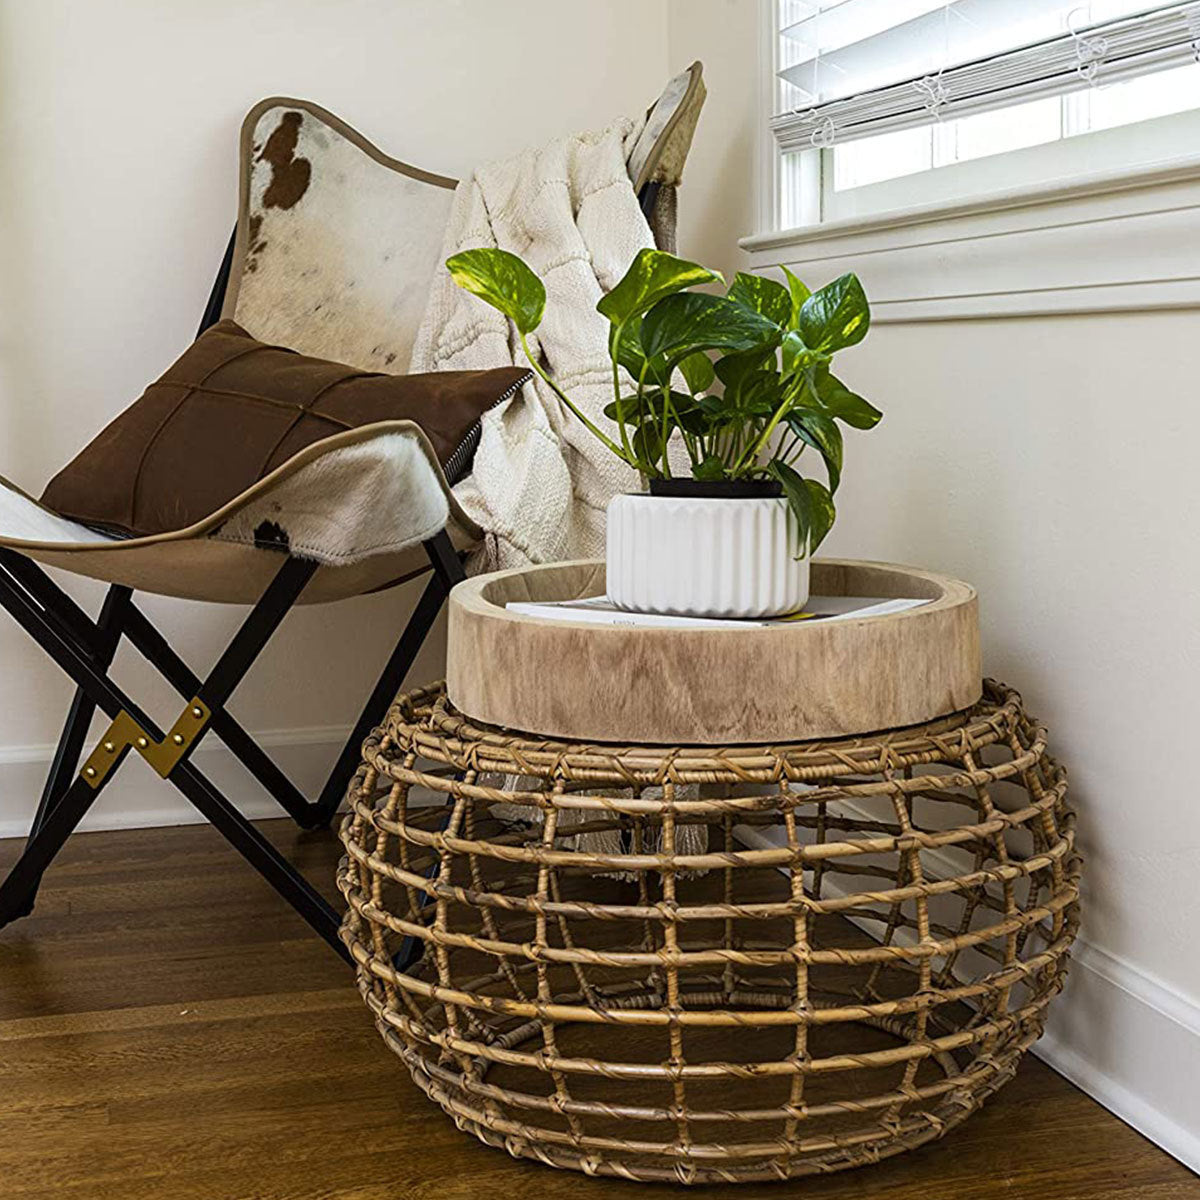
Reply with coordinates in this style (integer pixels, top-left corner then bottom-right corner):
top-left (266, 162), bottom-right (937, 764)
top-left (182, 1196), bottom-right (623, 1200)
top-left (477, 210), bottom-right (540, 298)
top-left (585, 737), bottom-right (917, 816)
top-left (504, 594), bottom-right (929, 630)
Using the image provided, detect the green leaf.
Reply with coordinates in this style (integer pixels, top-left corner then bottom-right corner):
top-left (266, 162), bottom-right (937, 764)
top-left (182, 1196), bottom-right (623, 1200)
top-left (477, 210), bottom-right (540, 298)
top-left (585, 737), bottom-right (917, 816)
top-left (632, 423), bottom-right (664, 471)
top-left (603, 394), bottom-right (648, 423)
top-left (678, 351), bottom-right (715, 395)
top-left (445, 248), bottom-right (545, 335)
top-left (611, 319), bottom-right (671, 388)
top-left (768, 459), bottom-right (812, 557)
top-left (813, 368), bottom-right (883, 429)
top-left (727, 272), bottom-right (792, 327)
top-left (604, 392), bottom-right (692, 423)
top-left (780, 330), bottom-right (808, 377)
top-left (786, 409), bottom-right (843, 493)
top-left (664, 390), bottom-right (711, 435)
top-left (735, 371), bottom-right (782, 419)
top-left (798, 273), bottom-right (870, 352)
top-left (781, 267), bottom-right (811, 329)
top-left (714, 348), bottom-right (774, 394)
top-left (697, 371), bottom-right (774, 430)
top-left (768, 460), bottom-right (836, 557)
top-left (675, 402), bottom-right (711, 436)
top-left (693, 455), bottom-right (727, 482)
top-left (597, 249), bottom-right (722, 326)
top-left (802, 477), bottom-right (836, 551)
top-left (641, 293), bottom-right (779, 367)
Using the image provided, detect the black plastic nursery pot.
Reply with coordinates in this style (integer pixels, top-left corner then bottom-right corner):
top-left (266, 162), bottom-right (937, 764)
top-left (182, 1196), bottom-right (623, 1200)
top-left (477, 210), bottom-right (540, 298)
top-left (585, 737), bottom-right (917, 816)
top-left (647, 478), bottom-right (783, 499)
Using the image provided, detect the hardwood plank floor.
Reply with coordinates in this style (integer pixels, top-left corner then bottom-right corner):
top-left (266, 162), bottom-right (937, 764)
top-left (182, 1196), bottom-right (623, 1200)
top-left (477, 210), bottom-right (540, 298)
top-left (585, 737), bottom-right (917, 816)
top-left (1, 819), bottom-right (1195, 1200)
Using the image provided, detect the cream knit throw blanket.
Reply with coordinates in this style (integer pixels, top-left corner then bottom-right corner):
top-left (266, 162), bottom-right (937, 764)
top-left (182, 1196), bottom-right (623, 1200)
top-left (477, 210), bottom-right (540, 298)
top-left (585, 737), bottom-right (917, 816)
top-left (411, 120), bottom-right (708, 859)
top-left (410, 119), bottom-right (656, 573)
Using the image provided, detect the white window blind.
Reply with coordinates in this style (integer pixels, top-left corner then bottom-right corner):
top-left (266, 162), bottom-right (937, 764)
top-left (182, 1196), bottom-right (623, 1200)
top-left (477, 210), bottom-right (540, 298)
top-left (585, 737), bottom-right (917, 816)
top-left (772, 1), bottom-right (1200, 152)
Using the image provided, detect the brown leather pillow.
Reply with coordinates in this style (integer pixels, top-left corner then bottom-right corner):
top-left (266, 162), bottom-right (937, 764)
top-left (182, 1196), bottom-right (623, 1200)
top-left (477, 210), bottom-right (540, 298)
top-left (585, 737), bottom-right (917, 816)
top-left (41, 320), bottom-right (530, 538)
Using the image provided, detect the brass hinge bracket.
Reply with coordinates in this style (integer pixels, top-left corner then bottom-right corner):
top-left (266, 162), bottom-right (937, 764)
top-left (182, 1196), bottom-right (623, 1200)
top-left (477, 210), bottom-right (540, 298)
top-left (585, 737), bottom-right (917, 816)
top-left (79, 697), bottom-right (211, 789)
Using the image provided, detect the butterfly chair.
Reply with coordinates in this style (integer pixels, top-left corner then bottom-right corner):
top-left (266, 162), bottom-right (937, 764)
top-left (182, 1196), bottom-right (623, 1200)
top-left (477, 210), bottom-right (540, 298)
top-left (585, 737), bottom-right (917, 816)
top-left (0, 64), bottom-right (706, 964)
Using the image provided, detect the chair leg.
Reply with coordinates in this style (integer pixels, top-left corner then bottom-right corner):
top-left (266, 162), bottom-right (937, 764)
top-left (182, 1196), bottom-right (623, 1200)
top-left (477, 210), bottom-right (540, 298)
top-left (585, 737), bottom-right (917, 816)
top-left (29, 585), bottom-right (131, 833)
top-left (197, 226), bottom-right (236, 335)
top-left (31, 692), bottom-right (97, 837)
top-left (0, 555), bottom-right (322, 929)
top-left (11, 586), bottom-right (131, 919)
top-left (119, 601), bottom-right (321, 830)
top-left (5, 691), bottom-right (97, 922)
top-left (313, 570), bottom-right (448, 825)
top-left (0, 746), bottom-right (347, 956)
top-left (0, 770), bottom-right (118, 926)
top-left (0, 535), bottom-right (466, 961)
top-left (423, 528), bottom-right (469, 590)
top-left (312, 532), bottom-right (466, 827)
top-left (167, 757), bottom-right (349, 960)
top-left (639, 180), bottom-right (662, 220)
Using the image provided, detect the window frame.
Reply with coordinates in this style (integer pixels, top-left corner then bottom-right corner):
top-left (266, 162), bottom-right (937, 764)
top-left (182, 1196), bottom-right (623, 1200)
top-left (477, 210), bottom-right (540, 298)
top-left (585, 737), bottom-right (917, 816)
top-left (818, 104), bottom-right (1200, 225)
top-left (762, 0), bottom-right (1200, 234)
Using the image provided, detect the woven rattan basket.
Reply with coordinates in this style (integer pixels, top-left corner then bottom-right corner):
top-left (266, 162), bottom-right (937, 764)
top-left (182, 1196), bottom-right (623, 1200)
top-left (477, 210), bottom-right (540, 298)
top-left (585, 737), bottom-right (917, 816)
top-left (338, 680), bottom-right (1080, 1185)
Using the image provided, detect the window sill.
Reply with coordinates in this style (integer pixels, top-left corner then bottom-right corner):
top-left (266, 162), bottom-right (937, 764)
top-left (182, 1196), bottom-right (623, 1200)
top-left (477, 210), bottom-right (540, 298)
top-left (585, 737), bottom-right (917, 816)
top-left (740, 153), bottom-right (1200, 322)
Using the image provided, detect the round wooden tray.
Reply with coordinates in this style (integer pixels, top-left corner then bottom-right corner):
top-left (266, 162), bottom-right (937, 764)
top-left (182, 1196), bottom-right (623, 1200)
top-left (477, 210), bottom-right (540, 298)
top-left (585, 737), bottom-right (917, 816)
top-left (446, 558), bottom-right (980, 744)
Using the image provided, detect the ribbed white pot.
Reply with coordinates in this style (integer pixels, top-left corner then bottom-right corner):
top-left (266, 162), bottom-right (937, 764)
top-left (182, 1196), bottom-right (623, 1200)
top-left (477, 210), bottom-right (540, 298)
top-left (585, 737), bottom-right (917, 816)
top-left (606, 492), bottom-right (809, 618)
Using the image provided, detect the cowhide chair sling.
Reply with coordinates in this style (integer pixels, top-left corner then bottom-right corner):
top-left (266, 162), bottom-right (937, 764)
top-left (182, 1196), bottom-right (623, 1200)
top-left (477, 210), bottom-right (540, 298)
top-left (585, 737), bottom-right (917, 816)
top-left (0, 63), bottom-right (707, 963)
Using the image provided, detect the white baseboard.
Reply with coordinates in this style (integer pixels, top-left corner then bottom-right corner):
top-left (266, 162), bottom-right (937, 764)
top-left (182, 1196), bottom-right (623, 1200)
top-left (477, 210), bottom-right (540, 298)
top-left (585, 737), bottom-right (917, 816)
top-left (1037, 941), bottom-right (1200, 1175)
top-left (734, 820), bottom-right (1200, 1174)
top-left (0, 724), bottom-right (352, 838)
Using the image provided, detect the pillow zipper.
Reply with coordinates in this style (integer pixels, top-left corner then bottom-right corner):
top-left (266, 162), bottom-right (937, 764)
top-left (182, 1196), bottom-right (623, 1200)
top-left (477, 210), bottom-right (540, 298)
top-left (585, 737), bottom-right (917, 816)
top-left (442, 369), bottom-right (533, 486)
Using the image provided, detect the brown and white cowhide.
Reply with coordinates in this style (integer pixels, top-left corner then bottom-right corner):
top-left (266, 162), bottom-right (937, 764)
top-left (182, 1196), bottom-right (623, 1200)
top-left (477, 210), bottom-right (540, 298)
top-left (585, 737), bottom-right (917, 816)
top-left (226, 99), bottom-right (458, 376)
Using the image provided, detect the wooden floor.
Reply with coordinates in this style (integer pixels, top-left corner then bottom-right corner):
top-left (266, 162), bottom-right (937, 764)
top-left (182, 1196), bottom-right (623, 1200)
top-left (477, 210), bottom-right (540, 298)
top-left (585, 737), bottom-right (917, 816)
top-left (0, 819), bottom-right (1195, 1200)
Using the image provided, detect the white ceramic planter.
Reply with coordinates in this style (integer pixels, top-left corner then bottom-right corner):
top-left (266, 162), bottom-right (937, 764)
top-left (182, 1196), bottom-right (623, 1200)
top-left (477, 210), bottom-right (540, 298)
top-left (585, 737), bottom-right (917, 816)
top-left (606, 492), bottom-right (809, 618)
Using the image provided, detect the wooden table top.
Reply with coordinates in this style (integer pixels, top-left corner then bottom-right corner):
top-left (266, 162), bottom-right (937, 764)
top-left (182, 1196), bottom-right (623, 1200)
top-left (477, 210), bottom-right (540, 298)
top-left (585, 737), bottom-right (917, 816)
top-left (447, 558), bottom-right (981, 745)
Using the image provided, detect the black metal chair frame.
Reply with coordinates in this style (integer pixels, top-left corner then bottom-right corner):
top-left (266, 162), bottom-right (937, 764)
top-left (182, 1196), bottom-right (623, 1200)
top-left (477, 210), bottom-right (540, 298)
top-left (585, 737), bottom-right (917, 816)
top-left (0, 251), bottom-right (469, 966)
top-left (0, 183), bottom-right (663, 965)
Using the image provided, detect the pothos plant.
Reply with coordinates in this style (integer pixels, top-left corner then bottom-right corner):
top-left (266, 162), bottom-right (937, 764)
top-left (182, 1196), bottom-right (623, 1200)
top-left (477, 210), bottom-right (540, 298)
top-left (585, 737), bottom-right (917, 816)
top-left (445, 247), bottom-right (882, 555)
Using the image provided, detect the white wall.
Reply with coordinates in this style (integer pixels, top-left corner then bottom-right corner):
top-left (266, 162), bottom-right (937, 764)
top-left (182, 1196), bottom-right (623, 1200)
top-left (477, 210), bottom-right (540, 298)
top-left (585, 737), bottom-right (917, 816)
top-left (668, 0), bottom-right (760, 281)
top-left (828, 312), bottom-right (1200, 1009)
top-left (820, 310), bottom-right (1200, 1167)
top-left (0, 0), bottom-right (671, 829)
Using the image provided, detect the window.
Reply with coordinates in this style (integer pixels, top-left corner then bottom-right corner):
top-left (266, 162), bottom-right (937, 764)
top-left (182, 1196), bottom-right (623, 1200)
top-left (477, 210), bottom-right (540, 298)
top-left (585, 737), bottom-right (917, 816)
top-left (771, 1), bottom-right (1200, 228)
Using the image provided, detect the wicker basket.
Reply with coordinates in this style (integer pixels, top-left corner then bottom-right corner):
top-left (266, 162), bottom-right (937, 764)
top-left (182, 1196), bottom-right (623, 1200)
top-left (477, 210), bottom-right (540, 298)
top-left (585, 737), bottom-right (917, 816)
top-left (338, 680), bottom-right (1080, 1185)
